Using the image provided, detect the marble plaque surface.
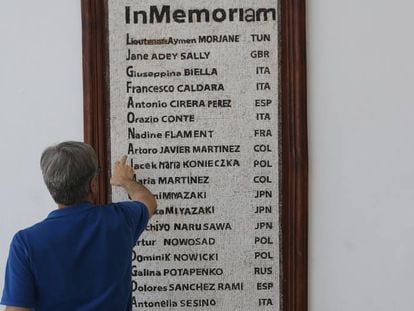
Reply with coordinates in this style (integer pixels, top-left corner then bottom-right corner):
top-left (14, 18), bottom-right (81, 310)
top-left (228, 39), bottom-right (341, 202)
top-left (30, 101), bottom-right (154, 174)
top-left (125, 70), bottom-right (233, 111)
top-left (107, 1), bottom-right (280, 309)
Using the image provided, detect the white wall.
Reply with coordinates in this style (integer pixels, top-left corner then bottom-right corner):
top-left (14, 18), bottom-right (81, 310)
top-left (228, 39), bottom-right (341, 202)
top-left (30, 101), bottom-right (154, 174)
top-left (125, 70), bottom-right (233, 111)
top-left (308, 1), bottom-right (414, 310)
top-left (0, 0), bottom-right (83, 289)
top-left (1, 1), bottom-right (413, 310)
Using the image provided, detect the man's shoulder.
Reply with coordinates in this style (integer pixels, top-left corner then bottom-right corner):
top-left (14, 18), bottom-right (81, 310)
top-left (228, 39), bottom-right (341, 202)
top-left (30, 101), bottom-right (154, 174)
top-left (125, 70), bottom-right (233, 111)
top-left (17, 217), bottom-right (50, 237)
top-left (15, 201), bottom-right (147, 237)
top-left (110, 200), bottom-right (146, 208)
top-left (10, 217), bottom-right (53, 248)
top-left (85, 201), bottom-right (148, 225)
top-left (108, 201), bottom-right (149, 223)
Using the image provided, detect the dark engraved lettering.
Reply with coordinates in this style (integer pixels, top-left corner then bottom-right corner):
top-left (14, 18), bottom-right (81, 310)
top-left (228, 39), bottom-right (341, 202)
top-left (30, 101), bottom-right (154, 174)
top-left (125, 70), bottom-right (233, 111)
top-left (158, 176), bottom-right (209, 184)
top-left (136, 284), bottom-right (168, 292)
top-left (170, 99), bottom-right (206, 108)
top-left (254, 190), bottom-right (272, 198)
top-left (167, 37), bottom-right (197, 45)
top-left (192, 144), bottom-right (240, 153)
top-left (258, 298), bottom-right (273, 306)
top-left (253, 144), bottom-right (272, 152)
top-left (253, 160), bottom-right (273, 168)
top-left (182, 159), bottom-right (240, 168)
top-left (254, 129), bottom-right (272, 137)
top-left (128, 128), bottom-right (163, 140)
top-left (207, 99), bottom-right (231, 107)
top-left (183, 67), bottom-right (217, 76)
top-left (160, 146), bottom-right (191, 154)
top-left (151, 52), bottom-right (178, 60)
top-left (126, 34), bottom-right (198, 46)
top-left (256, 66), bottom-right (271, 74)
top-left (128, 97), bottom-right (167, 108)
top-left (254, 222), bottom-right (274, 230)
top-left (164, 129), bottom-right (214, 139)
top-left (161, 115), bottom-right (195, 123)
top-left (256, 82), bottom-right (271, 90)
top-left (257, 282), bottom-right (275, 290)
top-left (129, 158), bottom-right (157, 170)
top-left (180, 299), bottom-right (216, 307)
top-left (251, 33), bottom-right (271, 42)
top-left (173, 222), bottom-right (232, 231)
top-left (132, 252), bottom-right (171, 262)
top-left (136, 239), bottom-right (156, 246)
top-left (126, 82), bottom-right (175, 93)
top-left (177, 84), bottom-right (224, 92)
top-left (158, 161), bottom-right (181, 169)
top-left (164, 267), bottom-right (223, 276)
top-left (168, 283), bottom-right (216, 292)
top-left (133, 267), bottom-right (161, 277)
top-left (198, 34), bottom-right (240, 43)
top-left (253, 175), bottom-right (272, 183)
top-left (254, 236), bottom-right (273, 245)
top-left (254, 205), bottom-right (272, 214)
top-left (255, 98), bottom-right (272, 106)
top-left (155, 206), bottom-right (215, 216)
top-left (180, 51), bottom-right (210, 60)
top-left (126, 66), bottom-right (181, 78)
top-left (217, 282), bottom-right (244, 291)
top-left (136, 299), bottom-right (178, 308)
top-left (164, 237), bottom-right (216, 246)
top-left (125, 6), bottom-right (277, 24)
top-left (254, 266), bottom-right (273, 275)
top-left (126, 113), bottom-right (159, 124)
top-left (121, 3), bottom-right (280, 306)
top-left (126, 50), bottom-right (148, 60)
top-left (250, 50), bottom-right (270, 58)
top-left (136, 177), bottom-right (156, 185)
top-left (173, 252), bottom-right (218, 262)
top-left (146, 222), bottom-right (170, 232)
top-left (154, 191), bottom-right (207, 200)
top-left (128, 144), bottom-right (158, 155)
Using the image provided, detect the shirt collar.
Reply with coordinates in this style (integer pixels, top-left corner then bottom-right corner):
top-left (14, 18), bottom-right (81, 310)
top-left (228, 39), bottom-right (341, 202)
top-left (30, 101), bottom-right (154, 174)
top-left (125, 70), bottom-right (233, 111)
top-left (47, 202), bottom-right (94, 219)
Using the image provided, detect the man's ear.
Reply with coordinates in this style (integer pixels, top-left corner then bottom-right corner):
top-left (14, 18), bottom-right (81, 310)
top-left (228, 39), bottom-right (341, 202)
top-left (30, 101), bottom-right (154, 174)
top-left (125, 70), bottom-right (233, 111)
top-left (88, 175), bottom-right (99, 203)
top-left (89, 175), bottom-right (99, 195)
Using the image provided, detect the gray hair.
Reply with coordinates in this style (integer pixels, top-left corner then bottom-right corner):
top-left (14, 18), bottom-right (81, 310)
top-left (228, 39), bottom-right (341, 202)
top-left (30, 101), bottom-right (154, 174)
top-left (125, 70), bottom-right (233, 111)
top-left (40, 141), bottom-right (98, 205)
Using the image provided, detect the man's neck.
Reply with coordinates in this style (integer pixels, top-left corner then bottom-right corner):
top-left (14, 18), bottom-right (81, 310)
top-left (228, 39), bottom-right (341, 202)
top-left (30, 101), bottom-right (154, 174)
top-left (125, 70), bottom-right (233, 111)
top-left (57, 198), bottom-right (93, 209)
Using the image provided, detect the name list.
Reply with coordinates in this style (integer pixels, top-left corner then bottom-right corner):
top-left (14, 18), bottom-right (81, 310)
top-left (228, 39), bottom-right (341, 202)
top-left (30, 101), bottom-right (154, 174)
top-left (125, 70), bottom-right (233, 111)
top-left (108, 1), bottom-right (280, 310)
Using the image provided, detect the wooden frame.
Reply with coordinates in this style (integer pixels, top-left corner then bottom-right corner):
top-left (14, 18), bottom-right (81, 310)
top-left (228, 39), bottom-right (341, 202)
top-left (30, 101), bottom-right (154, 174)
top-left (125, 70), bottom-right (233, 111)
top-left (81, 0), bottom-right (307, 310)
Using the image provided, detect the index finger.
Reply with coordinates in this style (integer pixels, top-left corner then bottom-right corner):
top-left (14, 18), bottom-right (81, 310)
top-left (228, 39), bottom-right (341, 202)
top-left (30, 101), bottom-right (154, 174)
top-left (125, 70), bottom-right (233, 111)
top-left (120, 155), bottom-right (128, 165)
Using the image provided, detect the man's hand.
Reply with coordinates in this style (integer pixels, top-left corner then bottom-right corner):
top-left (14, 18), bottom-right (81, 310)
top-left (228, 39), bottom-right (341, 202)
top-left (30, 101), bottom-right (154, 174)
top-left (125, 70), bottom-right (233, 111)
top-left (110, 155), bottom-right (134, 187)
top-left (110, 155), bottom-right (157, 216)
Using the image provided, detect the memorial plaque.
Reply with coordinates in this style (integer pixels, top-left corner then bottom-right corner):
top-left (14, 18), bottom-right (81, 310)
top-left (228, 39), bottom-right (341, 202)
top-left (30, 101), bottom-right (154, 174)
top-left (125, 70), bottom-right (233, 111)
top-left (82, 0), bottom-right (307, 310)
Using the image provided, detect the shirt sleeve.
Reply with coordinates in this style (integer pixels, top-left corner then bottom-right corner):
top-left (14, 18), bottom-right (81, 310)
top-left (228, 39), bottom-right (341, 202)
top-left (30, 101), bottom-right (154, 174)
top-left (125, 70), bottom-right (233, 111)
top-left (1, 232), bottom-right (36, 308)
top-left (116, 201), bottom-right (150, 243)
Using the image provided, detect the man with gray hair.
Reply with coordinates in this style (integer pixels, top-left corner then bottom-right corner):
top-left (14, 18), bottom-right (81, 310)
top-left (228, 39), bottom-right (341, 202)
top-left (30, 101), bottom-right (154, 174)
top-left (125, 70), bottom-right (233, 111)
top-left (1, 141), bottom-right (157, 311)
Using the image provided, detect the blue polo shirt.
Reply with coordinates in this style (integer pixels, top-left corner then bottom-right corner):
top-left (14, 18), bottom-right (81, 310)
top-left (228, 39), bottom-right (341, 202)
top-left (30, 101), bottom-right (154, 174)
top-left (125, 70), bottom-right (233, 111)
top-left (1, 201), bottom-right (149, 310)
